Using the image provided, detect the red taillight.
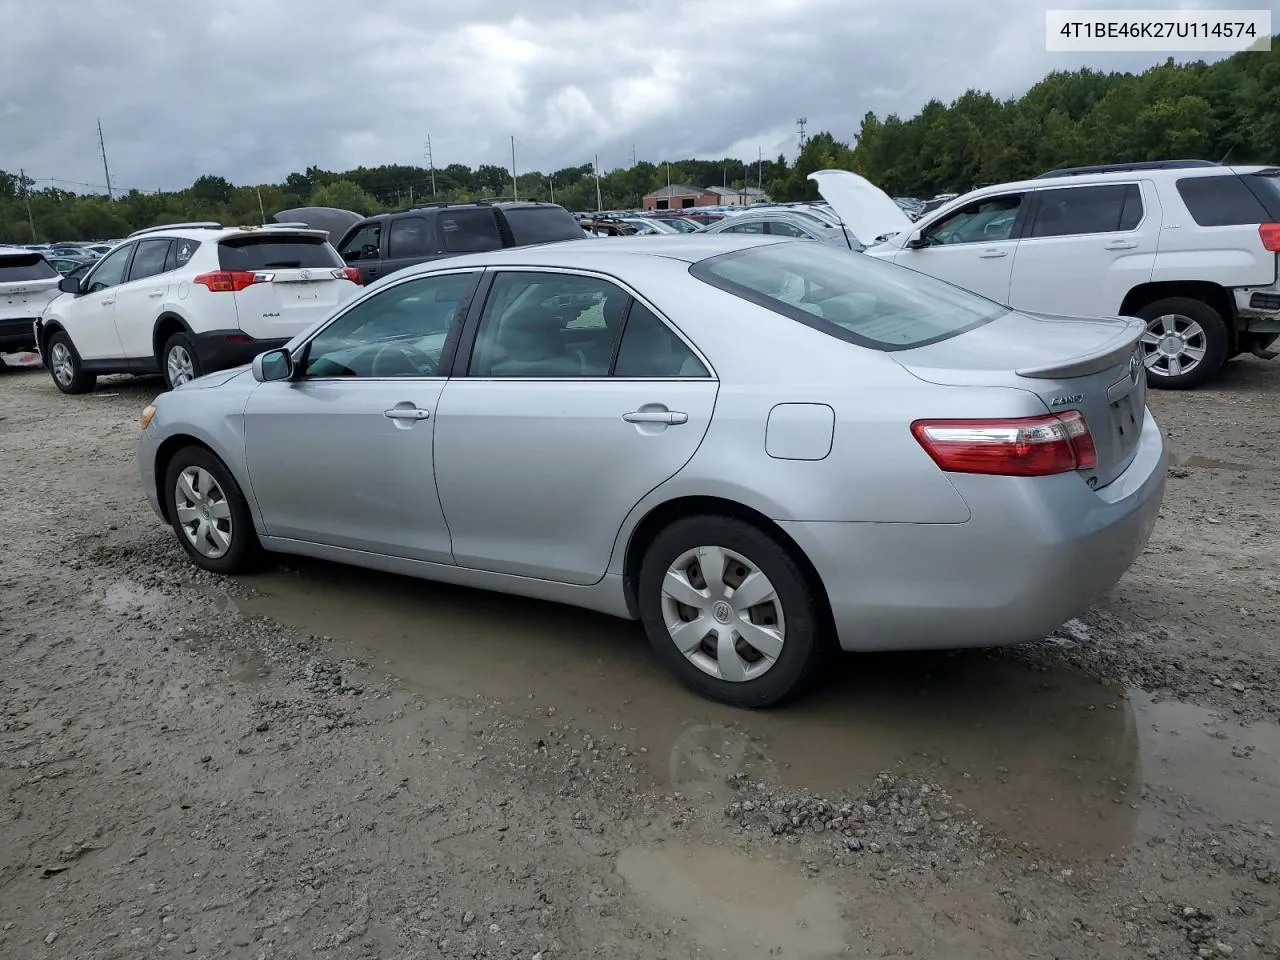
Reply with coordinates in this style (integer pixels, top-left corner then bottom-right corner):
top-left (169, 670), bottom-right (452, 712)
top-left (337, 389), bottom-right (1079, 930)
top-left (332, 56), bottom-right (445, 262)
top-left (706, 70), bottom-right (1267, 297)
top-left (192, 270), bottom-right (262, 293)
top-left (333, 266), bottom-right (362, 285)
top-left (1259, 223), bottom-right (1280, 252)
top-left (911, 411), bottom-right (1097, 477)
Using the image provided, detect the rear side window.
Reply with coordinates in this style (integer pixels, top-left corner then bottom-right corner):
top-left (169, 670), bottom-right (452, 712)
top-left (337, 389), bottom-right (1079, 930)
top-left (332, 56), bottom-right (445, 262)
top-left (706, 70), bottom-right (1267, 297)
top-left (440, 209), bottom-right (503, 253)
top-left (1028, 184), bottom-right (1143, 237)
top-left (218, 235), bottom-right (342, 271)
top-left (165, 238), bottom-right (200, 271)
top-left (1176, 175), bottom-right (1273, 226)
top-left (502, 206), bottom-right (585, 245)
top-left (691, 242), bottom-right (1001, 351)
top-left (0, 254), bottom-right (58, 282)
top-left (388, 216), bottom-right (434, 259)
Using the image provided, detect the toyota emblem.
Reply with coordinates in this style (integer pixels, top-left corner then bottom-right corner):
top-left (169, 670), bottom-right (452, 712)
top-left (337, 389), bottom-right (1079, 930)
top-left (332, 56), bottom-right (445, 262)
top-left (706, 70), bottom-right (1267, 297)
top-left (300, 268), bottom-right (312, 280)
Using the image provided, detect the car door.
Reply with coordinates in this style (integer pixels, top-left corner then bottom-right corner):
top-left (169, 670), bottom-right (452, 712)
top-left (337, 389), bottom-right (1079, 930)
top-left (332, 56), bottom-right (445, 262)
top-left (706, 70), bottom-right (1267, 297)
top-left (889, 192), bottom-right (1029, 304)
top-left (382, 215), bottom-right (439, 278)
top-left (112, 237), bottom-right (173, 360)
top-left (335, 218), bottom-right (385, 285)
top-left (59, 242), bottom-right (134, 360)
top-left (241, 269), bottom-right (481, 562)
top-left (432, 268), bottom-right (719, 585)
top-left (1007, 182), bottom-right (1156, 317)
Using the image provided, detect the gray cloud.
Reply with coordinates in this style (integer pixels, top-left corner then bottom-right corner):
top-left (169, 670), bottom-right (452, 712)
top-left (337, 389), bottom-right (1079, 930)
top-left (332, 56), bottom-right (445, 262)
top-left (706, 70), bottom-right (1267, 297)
top-left (1, 0), bottom-right (1264, 192)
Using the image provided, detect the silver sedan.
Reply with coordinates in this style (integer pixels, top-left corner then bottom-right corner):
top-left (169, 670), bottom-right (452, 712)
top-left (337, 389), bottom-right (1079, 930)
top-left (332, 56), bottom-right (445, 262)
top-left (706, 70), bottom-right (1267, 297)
top-left (137, 235), bottom-right (1166, 707)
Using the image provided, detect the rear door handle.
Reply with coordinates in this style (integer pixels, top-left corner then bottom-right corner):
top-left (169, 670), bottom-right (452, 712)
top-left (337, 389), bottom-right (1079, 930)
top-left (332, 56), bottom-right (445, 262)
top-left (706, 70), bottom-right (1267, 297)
top-left (383, 407), bottom-right (430, 421)
top-left (148, 290), bottom-right (164, 298)
top-left (1105, 239), bottom-right (1138, 250)
top-left (623, 410), bottom-right (688, 425)
top-left (977, 249), bottom-right (1007, 259)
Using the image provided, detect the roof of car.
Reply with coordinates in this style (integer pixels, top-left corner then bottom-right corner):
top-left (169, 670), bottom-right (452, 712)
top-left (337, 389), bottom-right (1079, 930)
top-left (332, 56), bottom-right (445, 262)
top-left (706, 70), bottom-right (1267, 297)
top-left (960, 163), bottom-right (1278, 198)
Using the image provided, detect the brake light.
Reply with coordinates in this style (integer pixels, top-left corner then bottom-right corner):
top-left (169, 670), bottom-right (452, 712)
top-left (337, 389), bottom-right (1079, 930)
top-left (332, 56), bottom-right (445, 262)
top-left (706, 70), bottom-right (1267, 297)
top-left (192, 270), bottom-right (263, 293)
top-left (332, 266), bottom-right (362, 285)
top-left (911, 411), bottom-right (1097, 477)
top-left (1259, 223), bottom-right (1280, 252)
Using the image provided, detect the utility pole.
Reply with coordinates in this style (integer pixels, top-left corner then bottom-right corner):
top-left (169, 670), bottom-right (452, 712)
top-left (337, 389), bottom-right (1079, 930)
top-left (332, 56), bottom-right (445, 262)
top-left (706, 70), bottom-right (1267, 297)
top-left (630, 144), bottom-right (636, 167)
top-left (19, 168), bottom-right (36, 241)
top-left (796, 117), bottom-right (808, 151)
top-left (510, 136), bottom-right (518, 200)
top-left (666, 163), bottom-right (671, 189)
top-left (423, 136), bottom-right (437, 197)
top-left (758, 146), bottom-right (763, 192)
top-left (593, 155), bottom-right (603, 211)
top-left (548, 176), bottom-right (555, 204)
top-left (408, 183), bottom-right (414, 206)
top-left (256, 187), bottom-right (267, 225)
top-left (97, 118), bottom-right (114, 200)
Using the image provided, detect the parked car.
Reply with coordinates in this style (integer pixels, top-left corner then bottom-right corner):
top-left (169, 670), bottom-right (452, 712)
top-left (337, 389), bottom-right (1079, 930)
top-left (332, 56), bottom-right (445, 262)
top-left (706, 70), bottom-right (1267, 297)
top-left (48, 256), bottom-right (95, 275)
top-left (648, 215), bottom-right (704, 233)
top-left (617, 217), bottom-right (683, 235)
top-left (701, 208), bottom-right (859, 249)
top-left (137, 235), bottom-right (1165, 708)
top-left (335, 200), bottom-right (584, 284)
top-left (1, 250), bottom-right (61, 356)
top-left (811, 161), bottom-right (1280, 388)
top-left (36, 221), bottom-right (361, 394)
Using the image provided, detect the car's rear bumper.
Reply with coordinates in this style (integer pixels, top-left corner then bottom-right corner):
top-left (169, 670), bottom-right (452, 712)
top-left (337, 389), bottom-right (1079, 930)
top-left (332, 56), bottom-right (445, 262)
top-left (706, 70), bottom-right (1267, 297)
top-left (781, 409), bottom-right (1167, 652)
top-left (191, 330), bottom-right (289, 373)
top-left (0, 316), bottom-right (39, 352)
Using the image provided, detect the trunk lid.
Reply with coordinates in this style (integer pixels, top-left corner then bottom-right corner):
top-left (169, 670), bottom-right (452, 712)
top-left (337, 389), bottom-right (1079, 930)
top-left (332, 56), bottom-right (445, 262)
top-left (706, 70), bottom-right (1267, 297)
top-left (807, 169), bottom-right (914, 247)
top-left (892, 310), bottom-right (1148, 490)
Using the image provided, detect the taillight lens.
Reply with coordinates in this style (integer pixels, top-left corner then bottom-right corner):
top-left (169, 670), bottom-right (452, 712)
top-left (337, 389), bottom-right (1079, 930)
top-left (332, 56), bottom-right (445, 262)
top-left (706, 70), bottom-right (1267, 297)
top-left (192, 270), bottom-right (262, 293)
top-left (332, 266), bottom-right (362, 284)
top-left (1259, 223), bottom-right (1280, 252)
top-left (911, 411), bottom-right (1098, 477)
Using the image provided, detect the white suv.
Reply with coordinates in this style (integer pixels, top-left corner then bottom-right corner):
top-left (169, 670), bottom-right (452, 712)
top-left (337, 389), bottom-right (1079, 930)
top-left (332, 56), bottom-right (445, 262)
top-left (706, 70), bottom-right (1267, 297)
top-left (812, 161), bottom-right (1280, 388)
top-left (36, 222), bottom-right (361, 394)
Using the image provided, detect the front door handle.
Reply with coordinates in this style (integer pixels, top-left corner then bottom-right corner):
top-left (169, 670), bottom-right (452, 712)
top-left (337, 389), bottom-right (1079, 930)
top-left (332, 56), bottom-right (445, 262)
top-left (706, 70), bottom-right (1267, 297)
top-left (383, 407), bottom-right (430, 421)
top-left (623, 410), bottom-right (688, 425)
top-left (977, 249), bottom-right (1008, 259)
top-left (148, 290), bottom-right (164, 298)
top-left (1105, 239), bottom-right (1138, 250)
top-left (101, 298), bottom-right (115, 306)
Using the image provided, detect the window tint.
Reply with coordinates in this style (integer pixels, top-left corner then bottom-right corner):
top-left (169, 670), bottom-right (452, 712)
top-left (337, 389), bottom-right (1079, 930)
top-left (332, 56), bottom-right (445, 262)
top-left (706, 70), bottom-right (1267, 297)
top-left (468, 272), bottom-right (630, 377)
top-left (1176, 174), bottom-right (1273, 226)
top-left (1028, 184), bottom-right (1142, 238)
top-left (84, 244), bottom-right (133, 293)
top-left (128, 238), bottom-right (172, 281)
top-left (614, 303), bottom-right (708, 377)
top-left (165, 238), bottom-right (200, 271)
top-left (302, 272), bottom-right (478, 378)
top-left (692, 242), bottom-right (1001, 350)
top-left (339, 223), bottom-right (382, 262)
top-left (0, 253), bottom-right (59, 282)
top-left (218, 236), bottom-right (341, 271)
top-left (388, 216), bottom-right (434, 259)
top-left (923, 195), bottom-right (1022, 245)
top-left (503, 206), bottom-right (585, 244)
top-left (767, 220), bottom-right (810, 238)
top-left (441, 208), bottom-right (503, 253)
top-left (722, 220), bottom-right (766, 234)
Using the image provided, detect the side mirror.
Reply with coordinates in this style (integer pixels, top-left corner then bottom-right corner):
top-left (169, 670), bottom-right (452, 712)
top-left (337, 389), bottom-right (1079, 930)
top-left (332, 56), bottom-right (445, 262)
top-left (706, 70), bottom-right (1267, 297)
top-left (252, 348), bottom-right (294, 383)
top-left (905, 230), bottom-right (927, 250)
top-left (58, 275), bottom-right (82, 294)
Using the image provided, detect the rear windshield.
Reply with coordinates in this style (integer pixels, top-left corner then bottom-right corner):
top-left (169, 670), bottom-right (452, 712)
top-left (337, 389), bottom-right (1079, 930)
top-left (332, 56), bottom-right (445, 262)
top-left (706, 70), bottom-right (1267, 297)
top-left (690, 242), bottom-right (1002, 351)
top-left (502, 206), bottom-right (585, 245)
top-left (217, 235), bottom-right (341, 271)
top-left (1176, 172), bottom-right (1280, 226)
top-left (0, 254), bottom-right (59, 282)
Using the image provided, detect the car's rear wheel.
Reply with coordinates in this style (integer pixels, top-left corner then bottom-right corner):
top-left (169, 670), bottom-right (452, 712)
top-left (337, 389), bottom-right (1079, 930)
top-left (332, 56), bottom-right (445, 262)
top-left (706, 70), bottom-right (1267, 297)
top-left (163, 446), bottom-right (261, 574)
top-left (46, 331), bottom-right (96, 394)
top-left (163, 332), bottom-right (202, 390)
top-left (1136, 297), bottom-right (1229, 389)
top-left (637, 515), bottom-right (823, 708)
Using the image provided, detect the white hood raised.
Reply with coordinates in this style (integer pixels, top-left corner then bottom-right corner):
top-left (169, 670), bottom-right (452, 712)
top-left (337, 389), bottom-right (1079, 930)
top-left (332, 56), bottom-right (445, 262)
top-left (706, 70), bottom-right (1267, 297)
top-left (807, 169), bottom-right (913, 247)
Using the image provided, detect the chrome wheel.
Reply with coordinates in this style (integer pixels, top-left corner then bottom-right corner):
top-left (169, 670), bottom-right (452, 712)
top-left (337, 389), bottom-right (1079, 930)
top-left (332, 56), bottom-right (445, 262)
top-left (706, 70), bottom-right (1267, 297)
top-left (1141, 314), bottom-right (1206, 379)
top-left (167, 344), bottom-right (195, 387)
top-left (50, 341), bottom-right (74, 387)
top-left (174, 466), bottom-right (233, 559)
top-left (660, 545), bottom-right (786, 683)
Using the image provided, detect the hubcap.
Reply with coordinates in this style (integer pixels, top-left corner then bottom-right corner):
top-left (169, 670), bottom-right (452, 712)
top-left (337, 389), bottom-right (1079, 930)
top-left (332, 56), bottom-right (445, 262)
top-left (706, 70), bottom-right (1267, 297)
top-left (660, 545), bottom-right (786, 683)
top-left (174, 466), bottom-right (233, 559)
top-left (167, 345), bottom-right (195, 387)
top-left (1140, 314), bottom-right (1206, 379)
top-left (50, 342), bottom-right (74, 386)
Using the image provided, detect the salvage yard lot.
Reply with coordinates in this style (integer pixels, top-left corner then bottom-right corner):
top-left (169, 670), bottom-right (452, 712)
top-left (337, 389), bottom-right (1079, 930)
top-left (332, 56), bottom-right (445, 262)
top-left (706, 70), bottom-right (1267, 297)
top-left (1, 359), bottom-right (1278, 959)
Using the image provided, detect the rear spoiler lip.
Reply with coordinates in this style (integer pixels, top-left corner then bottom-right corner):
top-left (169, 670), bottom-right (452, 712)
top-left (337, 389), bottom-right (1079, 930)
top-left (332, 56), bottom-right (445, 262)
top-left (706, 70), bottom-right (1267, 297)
top-left (218, 228), bottom-right (330, 241)
top-left (1014, 315), bottom-right (1144, 379)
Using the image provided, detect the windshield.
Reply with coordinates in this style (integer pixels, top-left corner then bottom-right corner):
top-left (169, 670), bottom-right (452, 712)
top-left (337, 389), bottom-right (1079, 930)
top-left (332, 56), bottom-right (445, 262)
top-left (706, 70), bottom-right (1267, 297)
top-left (690, 242), bottom-right (1003, 350)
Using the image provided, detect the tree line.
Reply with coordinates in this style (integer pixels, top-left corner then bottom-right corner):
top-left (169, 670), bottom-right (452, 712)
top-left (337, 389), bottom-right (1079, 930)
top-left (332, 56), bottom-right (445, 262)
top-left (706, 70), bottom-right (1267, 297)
top-left (3, 40), bottom-right (1277, 243)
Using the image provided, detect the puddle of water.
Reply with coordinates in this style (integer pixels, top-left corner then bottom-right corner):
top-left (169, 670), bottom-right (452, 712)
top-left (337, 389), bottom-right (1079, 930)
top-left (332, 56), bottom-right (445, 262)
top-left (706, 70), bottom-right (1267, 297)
top-left (616, 842), bottom-right (845, 959)
top-left (232, 558), bottom-right (1280, 859)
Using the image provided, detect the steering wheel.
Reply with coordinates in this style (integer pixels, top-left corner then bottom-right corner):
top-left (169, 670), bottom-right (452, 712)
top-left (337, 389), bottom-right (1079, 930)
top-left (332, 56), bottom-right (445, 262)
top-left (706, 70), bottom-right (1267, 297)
top-left (369, 343), bottom-right (437, 377)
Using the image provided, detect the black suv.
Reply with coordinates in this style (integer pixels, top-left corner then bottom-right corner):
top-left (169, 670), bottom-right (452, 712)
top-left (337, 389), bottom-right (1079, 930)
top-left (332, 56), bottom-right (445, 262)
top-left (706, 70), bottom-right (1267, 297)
top-left (334, 201), bottom-right (585, 284)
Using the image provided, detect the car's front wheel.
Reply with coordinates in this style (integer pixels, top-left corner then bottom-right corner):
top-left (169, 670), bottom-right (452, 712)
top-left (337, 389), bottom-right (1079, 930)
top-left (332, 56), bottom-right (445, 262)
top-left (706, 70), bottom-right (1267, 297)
top-left (163, 332), bottom-right (202, 390)
top-left (163, 446), bottom-right (261, 574)
top-left (46, 331), bottom-right (97, 394)
top-left (637, 515), bottom-right (824, 708)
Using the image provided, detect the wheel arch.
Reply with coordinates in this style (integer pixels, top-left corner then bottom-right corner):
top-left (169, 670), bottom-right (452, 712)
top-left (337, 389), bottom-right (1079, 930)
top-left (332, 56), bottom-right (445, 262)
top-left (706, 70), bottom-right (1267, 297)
top-left (1119, 281), bottom-right (1238, 350)
top-left (152, 312), bottom-right (196, 363)
top-left (38, 318), bottom-right (67, 355)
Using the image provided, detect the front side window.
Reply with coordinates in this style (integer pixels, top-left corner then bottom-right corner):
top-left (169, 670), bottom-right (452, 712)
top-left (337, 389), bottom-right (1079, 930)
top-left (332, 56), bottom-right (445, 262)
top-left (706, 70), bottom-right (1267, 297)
top-left (692, 242), bottom-right (1002, 350)
top-left (84, 244), bottom-right (134, 293)
top-left (339, 223), bottom-right (382, 262)
top-left (1028, 184), bottom-right (1142, 238)
top-left (301, 272), bottom-right (478, 378)
top-left (128, 238), bottom-right (172, 281)
top-left (922, 194), bottom-right (1023, 245)
top-left (441, 208), bottom-right (503, 253)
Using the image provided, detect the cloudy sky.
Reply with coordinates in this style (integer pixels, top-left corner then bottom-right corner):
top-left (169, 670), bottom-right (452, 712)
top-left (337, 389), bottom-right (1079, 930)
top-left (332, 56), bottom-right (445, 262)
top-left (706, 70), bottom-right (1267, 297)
top-left (2, 0), bottom-right (1271, 193)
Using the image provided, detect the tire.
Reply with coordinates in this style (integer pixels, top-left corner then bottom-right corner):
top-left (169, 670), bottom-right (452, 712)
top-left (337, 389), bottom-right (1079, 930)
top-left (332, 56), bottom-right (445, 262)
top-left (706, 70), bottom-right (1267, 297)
top-left (163, 446), bottom-right (261, 575)
top-left (1135, 297), bottom-right (1229, 390)
top-left (162, 331), bottom-right (202, 390)
top-left (637, 515), bottom-right (824, 708)
top-left (46, 331), bottom-right (97, 394)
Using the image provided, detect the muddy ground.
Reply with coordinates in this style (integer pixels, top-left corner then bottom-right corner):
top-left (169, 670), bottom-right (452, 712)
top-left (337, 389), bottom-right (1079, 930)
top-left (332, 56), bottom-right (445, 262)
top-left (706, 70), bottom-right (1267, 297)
top-left (1, 357), bottom-right (1278, 960)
